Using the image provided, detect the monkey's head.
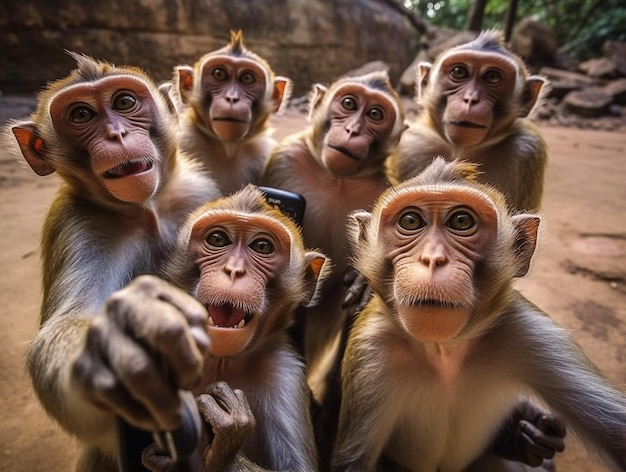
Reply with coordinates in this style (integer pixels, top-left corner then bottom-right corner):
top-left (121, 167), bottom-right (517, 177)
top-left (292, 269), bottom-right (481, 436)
top-left (348, 157), bottom-right (540, 342)
top-left (176, 30), bottom-right (292, 142)
top-left (418, 30), bottom-right (546, 149)
top-left (8, 52), bottom-right (177, 207)
top-left (308, 71), bottom-right (407, 178)
top-left (165, 185), bottom-right (330, 357)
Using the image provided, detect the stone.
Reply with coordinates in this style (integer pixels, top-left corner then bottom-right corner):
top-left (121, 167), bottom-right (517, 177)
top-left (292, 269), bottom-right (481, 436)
top-left (0, 0), bottom-right (415, 96)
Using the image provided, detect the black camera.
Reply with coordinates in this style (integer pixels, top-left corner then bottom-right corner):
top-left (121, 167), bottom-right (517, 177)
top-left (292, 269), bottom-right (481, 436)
top-left (258, 186), bottom-right (306, 226)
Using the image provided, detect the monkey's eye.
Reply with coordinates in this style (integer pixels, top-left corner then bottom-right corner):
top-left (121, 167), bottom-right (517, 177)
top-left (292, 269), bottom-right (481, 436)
top-left (398, 211), bottom-right (426, 231)
top-left (113, 93), bottom-right (137, 111)
top-left (69, 105), bottom-right (96, 123)
top-left (449, 65), bottom-right (469, 81)
top-left (206, 230), bottom-right (232, 247)
top-left (212, 67), bottom-right (229, 81)
top-left (367, 107), bottom-right (384, 122)
top-left (341, 96), bottom-right (358, 111)
top-left (446, 210), bottom-right (477, 234)
top-left (249, 238), bottom-right (274, 255)
top-left (483, 69), bottom-right (503, 85)
top-left (240, 71), bottom-right (256, 85)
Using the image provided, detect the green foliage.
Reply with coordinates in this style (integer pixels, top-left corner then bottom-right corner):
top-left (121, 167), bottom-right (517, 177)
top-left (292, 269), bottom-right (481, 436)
top-left (403, 0), bottom-right (626, 60)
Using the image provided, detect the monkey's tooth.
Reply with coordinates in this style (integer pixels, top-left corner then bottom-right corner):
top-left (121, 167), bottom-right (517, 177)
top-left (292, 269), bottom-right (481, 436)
top-left (236, 319), bottom-right (246, 328)
top-left (208, 316), bottom-right (216, 327)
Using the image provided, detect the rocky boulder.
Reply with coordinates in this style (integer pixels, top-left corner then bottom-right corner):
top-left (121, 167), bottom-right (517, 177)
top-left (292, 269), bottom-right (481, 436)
top-left (0, 0), bottom-right (415, 96)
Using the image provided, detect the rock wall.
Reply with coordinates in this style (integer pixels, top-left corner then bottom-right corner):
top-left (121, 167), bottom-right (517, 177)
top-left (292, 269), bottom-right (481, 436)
top-left (0, 0), bottom-right (415, 95)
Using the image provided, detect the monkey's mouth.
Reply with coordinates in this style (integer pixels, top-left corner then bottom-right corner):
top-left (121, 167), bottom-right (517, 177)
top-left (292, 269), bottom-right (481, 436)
top-left (412, 299), bottom-right (463, 309)
top-left (448, 120), bottom-right (487, 129)
top-left (327, 144), bottom-right (360, 161)
top-left (213, 116), bottom-right (248, 124)
top-left (206, 303), bottom-right (253, 329)
top-left (103, 158), bottom-right (154, 179)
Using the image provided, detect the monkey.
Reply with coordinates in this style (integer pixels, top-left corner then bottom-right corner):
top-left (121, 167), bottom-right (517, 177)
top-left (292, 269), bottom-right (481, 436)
top-left (331, 157), bottom-right (626, 472)
top-left (7, 52), bottom-right (222, 471)
top-left (259, 70), bottom-right (407, 386)
top-left (76, 185), bottom-right (329, 472)
top-left (388, 30), bottom-right (548, 212)
top-left (174, 30), bottom-right (292, 195)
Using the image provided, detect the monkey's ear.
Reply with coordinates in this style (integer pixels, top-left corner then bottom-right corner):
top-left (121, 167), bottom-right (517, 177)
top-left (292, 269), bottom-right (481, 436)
top-left (347, 210), bottom-right (372, 249)
top-left (157, 82), bottom-right (178, 115)
top-left (511, 214), bottom-right (541, 277)
top-left (176, 66), bottom-right (194, 104)
top-left (271, 77), bottom-right (293, 113)
top-left (11, 124), bottom-right (55, 176)
top-left (307, 84), bottom-right (327, 121)
top-left (519, 76), bottom-right (546, 117)
top-left (416, 62), bottom-right (432, 101)
top-left (301, 252), bottom-right (332, 307)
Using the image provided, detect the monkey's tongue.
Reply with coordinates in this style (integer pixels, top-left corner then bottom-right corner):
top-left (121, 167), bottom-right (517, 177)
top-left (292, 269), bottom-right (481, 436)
top-left (207, 305), bottom-right (247, 328)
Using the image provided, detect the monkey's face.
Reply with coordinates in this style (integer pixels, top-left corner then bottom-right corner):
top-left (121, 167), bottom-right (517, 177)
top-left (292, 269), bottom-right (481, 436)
top-left (435, 52), bottom-right (518, 148)
top-left (198, 56), bottom-right (269, 142)
top-left (371, 184), bottom-right (498, 342)
top-left (48, 75), bottom-right (171, 204)
top-left (320, 84), bottom-right (398, 177)
top-left (187, 211), bottom-right (294, 357)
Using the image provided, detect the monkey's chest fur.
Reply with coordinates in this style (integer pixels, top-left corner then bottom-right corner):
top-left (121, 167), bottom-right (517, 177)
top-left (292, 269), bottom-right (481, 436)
top-left (349, 312), bottom-right (528, 472)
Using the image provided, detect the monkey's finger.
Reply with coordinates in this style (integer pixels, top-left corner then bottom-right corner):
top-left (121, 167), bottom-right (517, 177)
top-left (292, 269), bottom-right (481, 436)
top-left (537, 414), bottom-right (567, 442)
top-left (109, 294), bottom-right (206, 391)
top-left (135, 276), bottom-right (211, 353)
top-left (519, 421), bottom-right (563, 458)
top-left (108, 335), bottom-right (184, 431)
top-left (141, 443), bottom-right (176, 472)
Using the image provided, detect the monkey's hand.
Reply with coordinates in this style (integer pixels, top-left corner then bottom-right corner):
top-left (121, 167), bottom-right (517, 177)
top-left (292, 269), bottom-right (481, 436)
top-left (71, 275), bottom-right (210, 432)
top-left (342, 267), bottom-right (372, 311)
top-left (491, 401), bottom-right (566, 467)
top-left (196, 382), bottom-right (259, 471)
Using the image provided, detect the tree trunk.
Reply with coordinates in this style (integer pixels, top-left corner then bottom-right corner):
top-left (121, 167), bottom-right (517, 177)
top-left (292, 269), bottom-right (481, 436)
top-left (504, 0), bottom-right (519, 42)
top-left (465, 0), bottom-right (489, 31)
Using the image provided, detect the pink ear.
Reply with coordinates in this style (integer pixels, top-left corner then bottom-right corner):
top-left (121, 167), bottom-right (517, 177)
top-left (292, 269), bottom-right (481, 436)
top-left (519, 76), bottom-right (546, 117)
top-left (271, 77), bottom-right (292, 112)
top-left (511, 214), bottom-right (541, 277)
top-left (307, 84), bottom-right (327, 121)
top-left (177, 66), bottom-right (194, 104)
top-left (12, 124), bottom-right (55, 176)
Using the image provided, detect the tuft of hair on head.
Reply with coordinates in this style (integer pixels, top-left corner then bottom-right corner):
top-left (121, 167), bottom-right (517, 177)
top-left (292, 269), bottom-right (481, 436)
top-left (228, 29), bottom-right (246, 55)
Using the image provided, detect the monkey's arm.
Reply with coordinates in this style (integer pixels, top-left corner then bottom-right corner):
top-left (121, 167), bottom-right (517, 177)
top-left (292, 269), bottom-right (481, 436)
top-left (332, 304), bottom-right (399, 472)
top-left (512, 295), bottom-right (626, 471)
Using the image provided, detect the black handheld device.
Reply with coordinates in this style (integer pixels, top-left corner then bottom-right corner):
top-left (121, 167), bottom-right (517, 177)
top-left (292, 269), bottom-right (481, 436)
top-left (258, 186), bottom-right (306, 226)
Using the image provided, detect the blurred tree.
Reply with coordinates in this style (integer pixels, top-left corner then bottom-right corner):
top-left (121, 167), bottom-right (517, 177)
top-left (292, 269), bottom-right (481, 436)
top-left (402, 0), bottom-right (626, 60)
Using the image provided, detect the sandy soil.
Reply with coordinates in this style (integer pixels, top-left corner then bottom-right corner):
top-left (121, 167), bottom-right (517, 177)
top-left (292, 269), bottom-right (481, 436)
top-left (0, 98), bottom-right (624, 472)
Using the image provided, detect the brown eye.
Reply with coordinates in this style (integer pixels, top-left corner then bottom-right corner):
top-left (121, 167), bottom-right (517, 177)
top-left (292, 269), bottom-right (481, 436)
top-left (450, 65), bottom-right (469, 81)
top-left (240, 71), bottom-right (256, 85)
top-left (113, 93), bottom-right (137, 111)
top-left (367, 107), bottom-right (384, 122)
top-left (69, 105), bottom-right (96, 123)
top-left (341, 96), bottom-right (358, 111)
top-left (212, 67), bottom-right (228, 81)
top-left (446, 210), bottom-right (476, 233)
top-left (483, 69), bottom-right (503, 85)
top-left (207, 230), bottom-right (231, 247)
top-left (250, 238), bottom-right (274, 255)
top-left (398, 211), bottom-right (426, 231)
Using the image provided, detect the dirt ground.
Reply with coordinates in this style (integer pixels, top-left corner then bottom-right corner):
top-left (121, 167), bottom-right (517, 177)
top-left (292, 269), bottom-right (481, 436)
top-left (0, 96), bottom-right (624, 472)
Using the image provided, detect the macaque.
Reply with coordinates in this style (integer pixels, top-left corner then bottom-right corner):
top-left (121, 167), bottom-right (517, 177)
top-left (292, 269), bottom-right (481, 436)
top-left (389, 30), bottom-right (548, 211)
top-left (140, 185), bottom-right (329, 471)
top-left (332, 158), bottom-right (626, 472)
top-left (259, 71), bottom-right (407, 383)
top-left (174, 30), bottom-right (292, 195)
top-left (8, 53), bottom-right (221, 470)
